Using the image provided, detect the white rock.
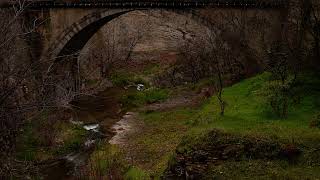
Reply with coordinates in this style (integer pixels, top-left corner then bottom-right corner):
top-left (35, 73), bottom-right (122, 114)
top-left (83, 124), bottom-right (99, 131)
top-left (137, 84), bottom-right (145, 91)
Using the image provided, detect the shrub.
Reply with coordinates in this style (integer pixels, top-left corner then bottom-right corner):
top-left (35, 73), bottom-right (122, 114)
top-left (259, 75), bottom-right (300, 118)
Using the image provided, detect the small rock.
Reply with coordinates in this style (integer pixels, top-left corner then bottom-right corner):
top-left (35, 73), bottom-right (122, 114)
top-left (137, 84), bottom-right (145, 91)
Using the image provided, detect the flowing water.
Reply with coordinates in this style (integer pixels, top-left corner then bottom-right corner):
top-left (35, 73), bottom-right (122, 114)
top-left (41, 87), bottom-right (127, 180)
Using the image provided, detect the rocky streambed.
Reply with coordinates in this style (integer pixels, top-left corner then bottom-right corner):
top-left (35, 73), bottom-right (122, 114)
top-left (39, 87), bottom-right (128, 179)
top-left (39, 86), bottom-right (205, 179)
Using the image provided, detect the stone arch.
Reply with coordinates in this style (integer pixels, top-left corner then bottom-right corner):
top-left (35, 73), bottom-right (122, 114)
top-left (47, 8), bottom-right (217, 63)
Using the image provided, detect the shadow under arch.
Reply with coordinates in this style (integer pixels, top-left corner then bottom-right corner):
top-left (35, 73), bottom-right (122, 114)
top-left (47, 8), bottom-right (216, 65)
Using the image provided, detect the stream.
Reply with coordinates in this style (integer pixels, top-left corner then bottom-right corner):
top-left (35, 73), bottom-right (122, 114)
top-left (40, 87), bottom-right (131, 180)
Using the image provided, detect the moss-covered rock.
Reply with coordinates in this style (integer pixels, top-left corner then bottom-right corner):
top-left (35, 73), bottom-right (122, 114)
top-left (165, 129), bottom-right (302, 179)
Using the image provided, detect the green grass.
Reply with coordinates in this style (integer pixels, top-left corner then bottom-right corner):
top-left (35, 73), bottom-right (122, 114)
top-left (84, 142), bottom-right (127, 178)
top-left (111, 71), bottom-right (171, 110)
top-left (19, 72), bottom-right (315, 178)
top-left (125, 167), bottom-right (149, 180)
top-left (83, 142), bottom-right (151, 179)
top-left (167, 72), bottom-right (320, 179)
top-left (125, 72), bottom-right (319, 178)
top-left (187, 72), bottom-right (320, 147)
top-left (122, 109), bottom-right (195, 178)
top-left (121, 88), bottom-right (170, 109)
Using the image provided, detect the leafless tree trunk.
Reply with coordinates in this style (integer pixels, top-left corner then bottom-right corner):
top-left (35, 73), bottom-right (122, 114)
top-left (0, 1), bottom-right (82, 175)
top-left (0, 0), bottom-right (36, 157)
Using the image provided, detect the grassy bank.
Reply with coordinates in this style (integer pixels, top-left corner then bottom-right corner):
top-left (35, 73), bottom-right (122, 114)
top-left (190, 72), bottom-right (320, 147)
top-left (124, 72), bottom-right (320, 178)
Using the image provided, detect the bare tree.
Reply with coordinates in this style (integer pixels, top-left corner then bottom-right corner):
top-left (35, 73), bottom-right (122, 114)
top-left (258, 0), bottom-right (320, 118)
top-left (204, 29), bottom-right (232, 116)
top-left (0, 0), bottom-right (35, 156)
top-left (78, 13), bottom-right (151, 92)
top-left (174, 26), bottom-right (232, 116)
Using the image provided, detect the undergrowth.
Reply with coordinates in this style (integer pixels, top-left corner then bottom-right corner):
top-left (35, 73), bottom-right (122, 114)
top-left (15, 110), bottom-right (88, 162)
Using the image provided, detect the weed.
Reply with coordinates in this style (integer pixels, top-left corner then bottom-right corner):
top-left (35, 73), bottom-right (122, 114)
top-left (80, 143), bottom-right (127, 179)
top-left (124, 167), bottom-right (149, 180)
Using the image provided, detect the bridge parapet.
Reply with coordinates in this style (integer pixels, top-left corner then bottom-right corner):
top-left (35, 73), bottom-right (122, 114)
top-left (24, 0), bottom-right (287, 9)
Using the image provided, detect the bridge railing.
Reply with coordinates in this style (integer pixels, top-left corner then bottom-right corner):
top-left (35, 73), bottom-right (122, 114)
top-left (5, 0), bottom-right (288, 9)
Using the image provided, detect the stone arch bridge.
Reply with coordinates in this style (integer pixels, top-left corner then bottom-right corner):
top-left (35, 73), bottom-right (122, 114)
top-left (21, 0), bottom-right (287, 64)
top-left (7, 0), bottom-right (287, 93)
